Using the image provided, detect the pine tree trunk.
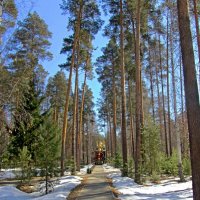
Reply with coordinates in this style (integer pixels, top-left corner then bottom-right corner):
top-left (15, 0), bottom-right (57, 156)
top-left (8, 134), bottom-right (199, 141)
top-left (88, 117), bottom-right (93, 164)
top-left (170, 16), bottom-right (184, 182)
top-left (159, 35), bottom-right (168, 158)
top-left (179, 57), bottom-right (187, 156)
top-left (86, 114), bottom-right (89, 164)
top-left (148, 41), bottom-right (155, 121)
top-left (75, 44), bottom-right (80, 171)
top-left (60, 2), bottom-right (83, 176)
top-left (106, 99), bottom-right (113, 157)
top-left (166, 9), bottom-right (172, 156)
top-left (177, 1), bottom-right (200, 195)
top-left (60, 63), bottom-right (73, 176)
top-left (106, 121), bottom-right (110, 158)
top-left (79, 71), bottom-right (87, 164)
top-left (71, 61), bottom-right (78, 174)
top-left (128, 78), bottom-right (135, 159)
top-left (108, 113), bottom-right (113, 157)
top-left (112, 60), bottom-right (117, 157)
top-left (135, 0), bottom-right (142, 183)
top-left (155, 52), bottom-right (166, 155)
top-left (120, 0), bottom-right (128, 176)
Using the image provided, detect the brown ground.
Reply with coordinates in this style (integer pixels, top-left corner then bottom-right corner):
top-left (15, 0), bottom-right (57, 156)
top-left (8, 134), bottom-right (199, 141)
top-left (0, 176), bottom-right (49, 193)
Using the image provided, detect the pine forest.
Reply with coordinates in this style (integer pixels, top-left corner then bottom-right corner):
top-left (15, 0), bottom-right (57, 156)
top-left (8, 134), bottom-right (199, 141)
top-left (0, 0), bottom-right (200, 199)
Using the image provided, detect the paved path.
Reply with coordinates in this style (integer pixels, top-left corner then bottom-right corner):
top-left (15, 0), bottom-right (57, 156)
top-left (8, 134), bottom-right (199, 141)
top-left (76, 165), bottom-right (115, 200)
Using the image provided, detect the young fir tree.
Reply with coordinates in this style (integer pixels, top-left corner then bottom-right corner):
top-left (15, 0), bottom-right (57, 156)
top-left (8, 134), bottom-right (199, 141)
top-left (35, 116), bottom-right (60, 194)
top-left (18, 146), bottom-right (32, 183)
top-left (8, 81), bottom-right (45, 159)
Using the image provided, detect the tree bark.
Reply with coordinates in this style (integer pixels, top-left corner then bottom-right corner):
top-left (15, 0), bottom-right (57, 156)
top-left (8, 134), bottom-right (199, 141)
top-left (128, 78), bottom-right (135, 160)
top-left (79, 71), bottom-right (87, 164)
top-left (72, 58), bottom-right (79, 174)
top-left (60, 2), bottom-right (83, 176)
top-left (179, 56), bottom-right (187, 156)
top-left (135, 0), bottom-right (142, 183)
top-left (75, 42), bottom-right (80, 171)
top-left (108, 112), bottom-right (113, 157)
top-left (177, 0), bottom-right (200, 198)
top-left (166, 8), bottom-right (172, 156)
top-left (170, 14), bottom-right (184, 181)
top-left (159, 35), bottom-right (168, 159)
top-left (155, 51), bottom-right (166, 155)
top-left (148, 41), bottom-right (155, 121)
top-left (112, 58), bottom-right (117, 157)
top-left (120, 0), bottom-right (128, 176)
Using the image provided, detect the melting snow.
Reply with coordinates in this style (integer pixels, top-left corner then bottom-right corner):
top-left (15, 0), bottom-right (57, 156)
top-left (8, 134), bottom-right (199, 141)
top-left (103, 164), bottom-right (193, 200)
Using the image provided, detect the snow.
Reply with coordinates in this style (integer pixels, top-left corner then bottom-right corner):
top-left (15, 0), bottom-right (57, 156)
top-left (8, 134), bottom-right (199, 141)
top-left (0, 175), bottom-right (82, 200)
top-left (77, 164), bottom-right (94, 175)
top-left (0, 165), bottom-right (90, 200)
top-left (0, 163), bottom-right (94, 180)
top-left (0, 164), bottom-right (193, 199)
top-left (32, 175), bottom-right (82, 200)
top-left (0, 169), bottom-right (16, 179)
top-left (0, 168), bottom-right (20, 180)
top-left (103, 164), bottom-right (193, 200)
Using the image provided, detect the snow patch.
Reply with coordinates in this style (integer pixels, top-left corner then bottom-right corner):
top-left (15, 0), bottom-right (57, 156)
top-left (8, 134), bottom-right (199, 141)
top-left (0, 175), bottom-right (82, 200)
top-left (104, 164), bottom-right (193, 200)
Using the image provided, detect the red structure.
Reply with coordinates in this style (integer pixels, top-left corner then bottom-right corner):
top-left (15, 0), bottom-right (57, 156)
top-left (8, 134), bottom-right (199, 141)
top-left (94, 149), bottom-right (106, 165)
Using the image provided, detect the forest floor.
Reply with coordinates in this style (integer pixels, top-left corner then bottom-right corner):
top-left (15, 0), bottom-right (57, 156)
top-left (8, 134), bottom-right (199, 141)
top-left (0, 164), bottom-right (193, 200)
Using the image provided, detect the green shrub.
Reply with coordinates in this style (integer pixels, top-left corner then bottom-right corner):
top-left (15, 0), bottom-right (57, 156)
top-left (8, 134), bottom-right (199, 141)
top-left (70, 160), bottom-right (76, 175)
top-left (128, 158), bottom-right (134, 178)
top-left (142, 117), bottom-right (161, 175)
top-left (106, 156), bottom-right (114, 166)
top-left (182, 157), bottom-right (191, 175)
top-left (160, 151), bottom-right (178, 176)
top-left (114, 153), bottom-right (122, 169)
top-left (151, 171), bottom-right (160, 183)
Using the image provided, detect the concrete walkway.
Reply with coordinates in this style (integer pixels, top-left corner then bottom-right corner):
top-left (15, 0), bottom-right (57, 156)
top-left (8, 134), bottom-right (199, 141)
top-left (76, 165), bottom-right (115, 200)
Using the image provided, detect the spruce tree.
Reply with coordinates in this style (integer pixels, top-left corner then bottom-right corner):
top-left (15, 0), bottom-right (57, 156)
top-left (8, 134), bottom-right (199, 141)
top-left (35, 116), bottom-right (60, 194)
top-left (8, 81), bottom-right (45, 159)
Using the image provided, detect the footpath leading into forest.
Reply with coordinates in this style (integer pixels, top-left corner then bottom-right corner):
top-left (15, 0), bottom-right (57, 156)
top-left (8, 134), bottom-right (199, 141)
top-left (67, 165), bottom-right (117, 200)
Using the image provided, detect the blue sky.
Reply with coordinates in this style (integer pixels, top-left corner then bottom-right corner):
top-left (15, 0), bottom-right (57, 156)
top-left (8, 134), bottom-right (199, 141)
top-left (32, 0), bottom-right (108, 111)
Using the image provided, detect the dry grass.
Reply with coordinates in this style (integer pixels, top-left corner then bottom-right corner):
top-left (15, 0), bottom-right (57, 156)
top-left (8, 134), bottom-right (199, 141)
top-left (16, 184), bottom-right (36, 193)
